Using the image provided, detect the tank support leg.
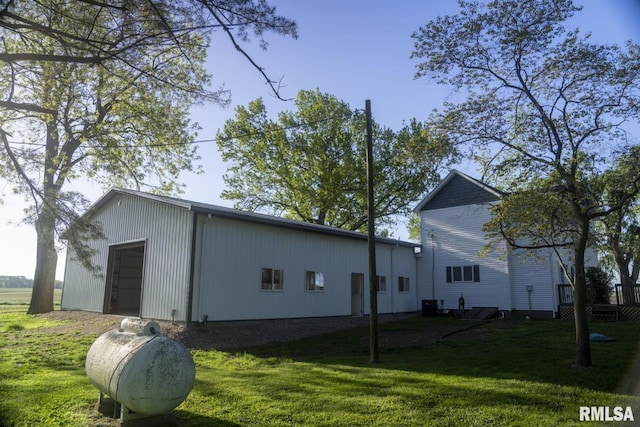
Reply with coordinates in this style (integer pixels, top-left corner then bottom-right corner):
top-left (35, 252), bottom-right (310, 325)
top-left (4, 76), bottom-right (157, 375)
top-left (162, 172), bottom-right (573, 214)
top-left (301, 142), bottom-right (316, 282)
top-left (95, 391), bottom-right (120, 418)
top-left (120, 405), bottom-right (177, 426)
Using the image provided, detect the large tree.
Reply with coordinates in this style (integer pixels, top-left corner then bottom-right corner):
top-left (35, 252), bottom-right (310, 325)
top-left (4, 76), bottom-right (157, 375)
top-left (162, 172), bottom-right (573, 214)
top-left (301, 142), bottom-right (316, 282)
top-left (0, 0), bottom-right (296, 314)
top-left (596, 150), bottom-right (640, 304)
top-left (411, 0), bottom-right (640, 367)
top-left (216, 89), bottom-right (455, 233)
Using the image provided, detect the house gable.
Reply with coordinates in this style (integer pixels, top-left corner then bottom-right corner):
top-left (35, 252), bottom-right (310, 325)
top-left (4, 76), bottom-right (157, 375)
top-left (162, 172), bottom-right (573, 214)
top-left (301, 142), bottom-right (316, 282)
top-left (414, 170), bottom-right (504, 211)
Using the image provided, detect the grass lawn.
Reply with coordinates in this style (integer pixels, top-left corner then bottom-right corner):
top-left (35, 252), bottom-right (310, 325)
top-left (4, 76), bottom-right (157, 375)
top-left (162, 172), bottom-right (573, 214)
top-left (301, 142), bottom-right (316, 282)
top-left (0, 291), bottom-right (639, 426)
top-left (0, 287), bottom-right (62, 307)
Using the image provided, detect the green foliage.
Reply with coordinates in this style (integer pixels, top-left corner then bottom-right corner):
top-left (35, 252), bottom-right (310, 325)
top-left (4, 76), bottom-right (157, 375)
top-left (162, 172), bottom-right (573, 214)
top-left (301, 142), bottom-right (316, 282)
top-left (482, 175), bottom-right (580, 257)
top-left (217, 89), bottom-right (456, 232)
top-left (407, 213), bottom-right (422, 242)
top-left (0, 0), bottom-right (297, 312)
top-left (0, 275), bottom-right (63, 289)
top-left (411, 0), bottom-right (640, 367)
top-left (594, 147), bottom-right (640, 287)
top-left (0, 275), bottom-right (34, 289)
top-left (585, 266), bottom-right (613, 304)
top-left (411, 0), bottom-right (640, 189)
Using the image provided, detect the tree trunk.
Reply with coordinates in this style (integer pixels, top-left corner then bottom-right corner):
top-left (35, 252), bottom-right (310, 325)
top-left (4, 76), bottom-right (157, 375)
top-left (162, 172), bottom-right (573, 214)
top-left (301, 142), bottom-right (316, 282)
top-left (572, 222), bottom-right (592, 368)
top-left (28, 118), bottom-right (60, 315)
top-left (621, 279), bottom-right (637, 306)
top-left (618, 259), bottom-right (638, 305)
top-left (28, 210), bottom-right (58, 314)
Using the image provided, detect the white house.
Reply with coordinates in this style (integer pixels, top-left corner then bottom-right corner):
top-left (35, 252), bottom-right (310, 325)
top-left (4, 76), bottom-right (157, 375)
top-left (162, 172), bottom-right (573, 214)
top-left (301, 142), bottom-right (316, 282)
top-left (413, 170), bottom-right (597, 319)
top-left (61, 188), bottom-right (420, 323)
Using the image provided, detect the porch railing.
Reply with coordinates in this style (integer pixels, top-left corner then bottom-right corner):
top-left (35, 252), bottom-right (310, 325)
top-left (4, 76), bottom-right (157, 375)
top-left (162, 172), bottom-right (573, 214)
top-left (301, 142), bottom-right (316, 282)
top-left (614, 284), bottom-right (640, 306)
top-left (557, 283), bottom-right (640, 306)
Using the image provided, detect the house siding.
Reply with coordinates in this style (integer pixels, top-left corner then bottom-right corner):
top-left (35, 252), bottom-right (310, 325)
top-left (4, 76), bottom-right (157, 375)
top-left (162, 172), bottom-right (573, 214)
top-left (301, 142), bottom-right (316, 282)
top-left (191, 215), bottom-right (417, 321)
top-left (508, 248), bottom-right (558, 313)
top-left (417, 203), bottom-right (511, 311)
top-left (61, 193), bottom-right (194, 322)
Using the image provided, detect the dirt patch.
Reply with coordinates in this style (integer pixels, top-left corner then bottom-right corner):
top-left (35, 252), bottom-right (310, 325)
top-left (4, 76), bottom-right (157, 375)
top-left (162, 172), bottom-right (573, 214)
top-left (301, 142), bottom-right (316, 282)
top-left (374, 323), bottom-right (492, 348)
top-left (39, 310), bottom-right (493, 351)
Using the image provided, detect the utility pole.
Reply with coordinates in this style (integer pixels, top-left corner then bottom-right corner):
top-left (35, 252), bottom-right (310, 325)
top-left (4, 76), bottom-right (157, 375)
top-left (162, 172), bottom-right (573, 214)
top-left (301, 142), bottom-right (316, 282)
top-left (365, 99), bottom-right (379, 363)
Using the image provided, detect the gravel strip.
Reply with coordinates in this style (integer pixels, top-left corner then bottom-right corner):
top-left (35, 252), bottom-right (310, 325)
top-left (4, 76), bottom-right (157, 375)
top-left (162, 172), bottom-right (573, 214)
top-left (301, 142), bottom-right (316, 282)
top-left (43, 310), bottom-right (493, 351)
top-left (164, 313), bottom-right (417, 350)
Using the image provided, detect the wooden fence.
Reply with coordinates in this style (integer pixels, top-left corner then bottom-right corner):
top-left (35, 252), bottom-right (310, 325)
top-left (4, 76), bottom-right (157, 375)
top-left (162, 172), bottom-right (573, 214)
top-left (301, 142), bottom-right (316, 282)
top-left (557, 284), bottom-right (640, 321)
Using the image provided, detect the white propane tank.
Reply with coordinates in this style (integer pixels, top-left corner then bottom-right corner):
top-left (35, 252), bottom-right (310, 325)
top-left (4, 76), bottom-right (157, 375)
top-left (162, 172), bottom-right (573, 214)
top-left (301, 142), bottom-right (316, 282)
top-left (85, 317), bottom-right (195, 416)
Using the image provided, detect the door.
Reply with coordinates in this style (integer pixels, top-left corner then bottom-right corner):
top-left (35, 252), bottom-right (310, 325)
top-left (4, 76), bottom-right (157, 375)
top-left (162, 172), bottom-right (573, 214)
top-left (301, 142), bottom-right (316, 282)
top-left (104, 242), bottom-right (145, 316)
top-left (351, 273), bottom-right (364, 316)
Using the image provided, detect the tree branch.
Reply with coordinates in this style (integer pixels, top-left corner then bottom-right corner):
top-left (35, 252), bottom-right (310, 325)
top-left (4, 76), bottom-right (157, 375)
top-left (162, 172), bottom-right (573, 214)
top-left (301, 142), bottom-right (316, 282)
top-left (0, 100), bottom-right (57, 115)
top-left (200, 2), bottom-right (290, 101)
top-left (1, 127), bottom-right (44, 207)
top-left (0, 52), bottom-right (104, 64)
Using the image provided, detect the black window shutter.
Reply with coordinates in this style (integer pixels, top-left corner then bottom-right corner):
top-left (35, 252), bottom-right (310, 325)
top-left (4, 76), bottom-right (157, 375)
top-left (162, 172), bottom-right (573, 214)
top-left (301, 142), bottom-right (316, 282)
top-left (446, 267), bottom-right (452, 283)
top-left (473, 265), bottom-right (480, 282)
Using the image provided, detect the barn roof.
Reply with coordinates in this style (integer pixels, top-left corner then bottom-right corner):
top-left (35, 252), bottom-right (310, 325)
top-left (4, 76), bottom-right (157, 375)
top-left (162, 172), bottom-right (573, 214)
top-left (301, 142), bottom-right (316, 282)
top-left (86, 188), bottom-right (419, 248)
top-left (413, 170), bottom-right (506, 212)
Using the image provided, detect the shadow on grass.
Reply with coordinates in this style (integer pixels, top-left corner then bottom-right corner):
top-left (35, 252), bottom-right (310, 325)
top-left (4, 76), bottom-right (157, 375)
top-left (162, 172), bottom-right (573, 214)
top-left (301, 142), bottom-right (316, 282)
top-left (174, 410), bottom-right (241, 427)
top-left (189, 358), bottom-right (601, 426)
top-left (234, 317), bottom-right (640, 395)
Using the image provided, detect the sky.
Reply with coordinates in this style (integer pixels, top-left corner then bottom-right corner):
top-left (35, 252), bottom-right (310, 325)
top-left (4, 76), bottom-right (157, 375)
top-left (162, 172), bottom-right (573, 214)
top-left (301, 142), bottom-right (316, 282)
top-left (1, 0), bottom-right (639, 281)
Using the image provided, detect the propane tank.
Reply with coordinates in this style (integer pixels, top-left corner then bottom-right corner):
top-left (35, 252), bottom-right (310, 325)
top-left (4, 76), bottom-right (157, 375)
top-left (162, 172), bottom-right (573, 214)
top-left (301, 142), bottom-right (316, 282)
top-left (85, 317), bottom-right (195, 416)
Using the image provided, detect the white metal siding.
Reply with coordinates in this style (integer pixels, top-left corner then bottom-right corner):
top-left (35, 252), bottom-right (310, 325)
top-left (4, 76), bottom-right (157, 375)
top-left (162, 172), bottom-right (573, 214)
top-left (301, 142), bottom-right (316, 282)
top-left (417, 203), bottom-right (511, 311)
top-left (508, 248), bottom-right (557, 312)
top-left (62, 193), bottom-right (193, 321)
top-left (191, 215), bottom-right (417, 321)
top-left (62, 244), bottom-right (106, 313)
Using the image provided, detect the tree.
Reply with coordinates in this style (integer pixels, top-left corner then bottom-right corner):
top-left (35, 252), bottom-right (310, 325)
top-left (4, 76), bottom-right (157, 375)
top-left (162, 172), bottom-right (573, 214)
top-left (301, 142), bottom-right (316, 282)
top-left (596, 150), bottom-right (640, 304)
top-left (585, 266), bottom-right (613, 305)
top-left (216, 89), bottom-right (456, 233)
top-left (407, 213), bottom-right (421, 242)
top-left (0, 0), bottom-right (296, 314)
top-left (411, 0), bottom-right (640, 367)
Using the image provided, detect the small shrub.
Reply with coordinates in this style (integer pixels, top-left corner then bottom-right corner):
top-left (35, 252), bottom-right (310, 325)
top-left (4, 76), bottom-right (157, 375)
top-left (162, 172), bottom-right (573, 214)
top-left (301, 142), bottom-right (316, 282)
top-left (6, 323), bottom-right (25, 332)
top-left (586, 266), bottom-right (613, 304)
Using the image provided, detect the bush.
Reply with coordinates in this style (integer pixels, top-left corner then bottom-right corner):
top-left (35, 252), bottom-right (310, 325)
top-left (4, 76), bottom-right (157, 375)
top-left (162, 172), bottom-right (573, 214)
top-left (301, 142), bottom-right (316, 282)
top-left (585, 266), bottom-right (613, 304)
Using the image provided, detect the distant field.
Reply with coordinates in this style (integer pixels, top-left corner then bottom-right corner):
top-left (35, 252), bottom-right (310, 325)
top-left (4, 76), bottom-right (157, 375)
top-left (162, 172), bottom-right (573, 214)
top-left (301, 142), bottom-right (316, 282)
top-left (0, 288), bottom-right (62, 306)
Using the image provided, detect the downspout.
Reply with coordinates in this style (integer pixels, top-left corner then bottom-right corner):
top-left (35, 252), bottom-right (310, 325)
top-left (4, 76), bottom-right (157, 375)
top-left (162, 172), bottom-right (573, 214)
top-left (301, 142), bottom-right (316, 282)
top-left (415, 244), bottom-right (421, 313)
top-left (186, 211), bottom-right (199, 325)
top-left (550, 250), bottom-right (558, 318)
top-left (391, 243), bottom-right (397, 314)
top-left (431, 232), bottom-right (435, 300)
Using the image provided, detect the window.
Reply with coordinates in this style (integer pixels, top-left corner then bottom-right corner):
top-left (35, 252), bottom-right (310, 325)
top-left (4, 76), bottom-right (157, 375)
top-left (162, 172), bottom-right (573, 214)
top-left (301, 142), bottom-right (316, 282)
top-left (446, 265), bottom-right (480, 283)
top-left (398, 276), bottom-right (410, 292)
top-left (261, 268), bottom-right (283, 291)
top-left (377, 275), bottom-right (387, 292)
top-left (463, 266), bottom-right (473, 281)
top-left (305, 271), bottom-right (325, 292)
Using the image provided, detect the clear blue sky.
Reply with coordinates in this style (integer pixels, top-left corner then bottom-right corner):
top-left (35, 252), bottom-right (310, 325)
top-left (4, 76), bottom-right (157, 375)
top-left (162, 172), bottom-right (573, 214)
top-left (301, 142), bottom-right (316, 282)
top-left (1, 0), bottom-right (639, 280)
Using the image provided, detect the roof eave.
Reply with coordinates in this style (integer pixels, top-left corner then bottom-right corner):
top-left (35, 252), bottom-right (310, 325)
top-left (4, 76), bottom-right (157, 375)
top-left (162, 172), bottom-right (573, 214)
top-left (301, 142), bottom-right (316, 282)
top-left (80, 188), bottom-right (418, 248)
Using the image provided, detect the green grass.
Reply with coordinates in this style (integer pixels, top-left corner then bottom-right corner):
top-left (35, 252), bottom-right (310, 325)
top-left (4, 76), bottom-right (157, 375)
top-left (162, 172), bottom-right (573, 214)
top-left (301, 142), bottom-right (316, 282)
top-left (0, 302), bottom-right (639, 426)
